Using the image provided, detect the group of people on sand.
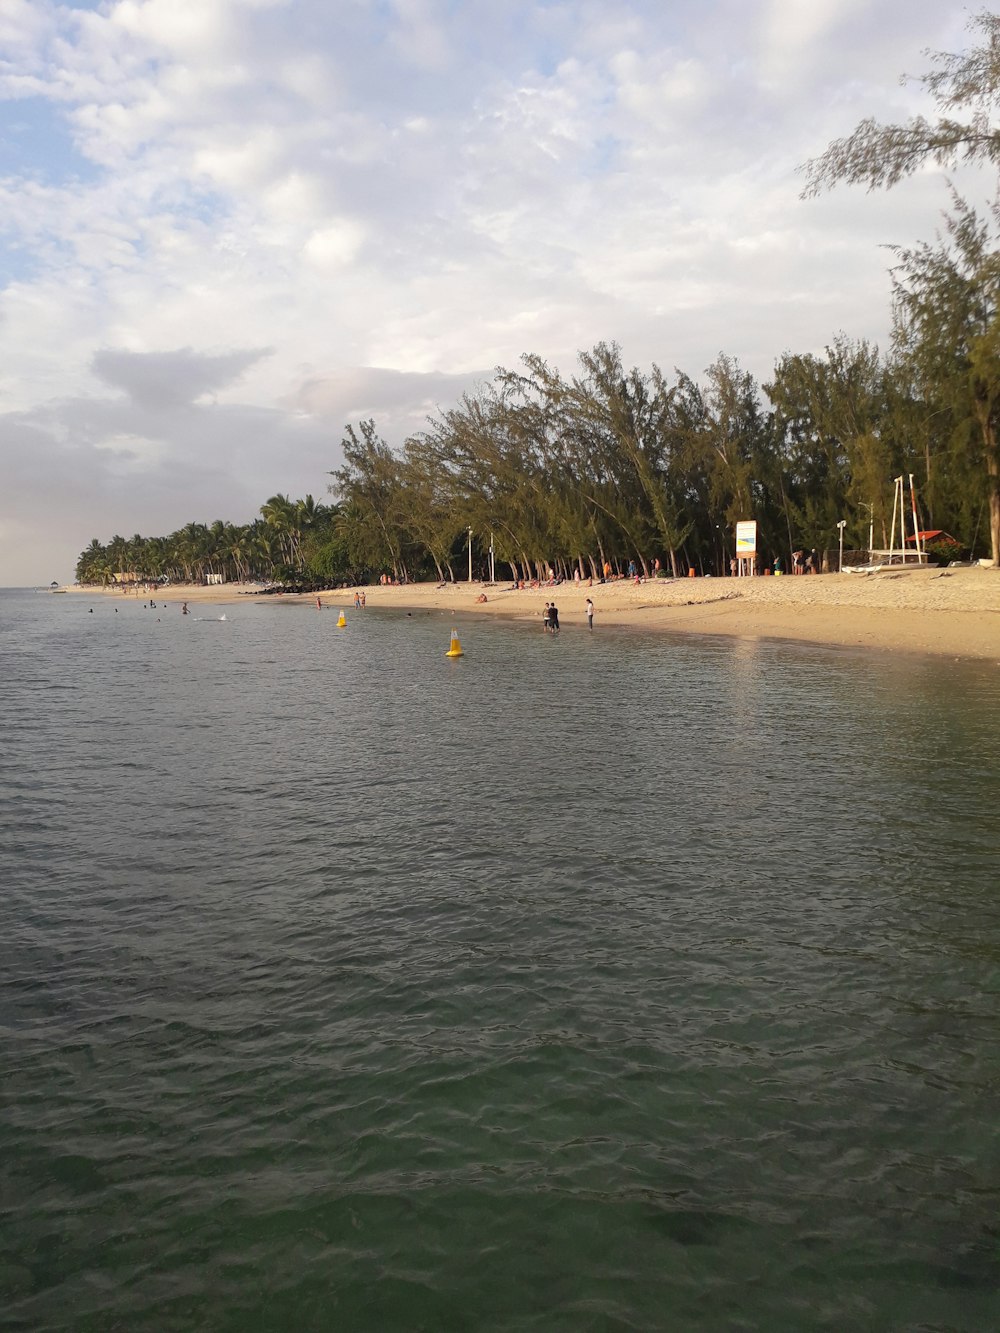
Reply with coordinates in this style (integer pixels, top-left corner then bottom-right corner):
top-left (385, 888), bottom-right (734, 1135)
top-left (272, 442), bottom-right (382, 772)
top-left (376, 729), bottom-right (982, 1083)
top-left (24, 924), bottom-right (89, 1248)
top-left (768, 549), bottom-right (820, 576)
top-left (509, 577), bottom-right (562, 591)
top-left (791, 548), bottom-right (821, 575)
top-left (510, 561), bottom-right (656, 591)
top-left (599, 558), bottom-right (659, 583)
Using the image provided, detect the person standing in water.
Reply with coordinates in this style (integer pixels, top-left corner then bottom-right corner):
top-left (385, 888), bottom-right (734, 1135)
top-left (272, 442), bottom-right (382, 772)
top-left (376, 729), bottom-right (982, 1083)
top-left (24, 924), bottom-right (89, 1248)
top-left (182, 602), bottom-right (188, 614)
top-left (585, 597), bottom-right (594, 630)
top-left (549, 601), bottom-right (559, 633)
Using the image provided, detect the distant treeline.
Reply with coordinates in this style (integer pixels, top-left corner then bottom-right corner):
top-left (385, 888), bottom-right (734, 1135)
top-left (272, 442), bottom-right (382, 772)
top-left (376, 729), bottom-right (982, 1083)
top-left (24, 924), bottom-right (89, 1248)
top-left (76, 332), bottom-right (996, 588)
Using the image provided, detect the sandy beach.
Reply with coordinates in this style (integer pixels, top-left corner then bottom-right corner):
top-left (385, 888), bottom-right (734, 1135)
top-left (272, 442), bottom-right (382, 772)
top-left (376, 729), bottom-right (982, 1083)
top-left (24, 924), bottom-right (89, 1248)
top-left (67, 566), bottom-right (1000, 661)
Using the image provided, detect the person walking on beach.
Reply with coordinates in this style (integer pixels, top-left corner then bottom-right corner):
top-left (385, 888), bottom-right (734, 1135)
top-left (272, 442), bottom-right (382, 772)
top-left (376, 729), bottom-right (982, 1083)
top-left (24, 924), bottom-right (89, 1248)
top-left (549, 602), bottom-right (560, 633)
top-left (585, 597), bottom-right (594, 630)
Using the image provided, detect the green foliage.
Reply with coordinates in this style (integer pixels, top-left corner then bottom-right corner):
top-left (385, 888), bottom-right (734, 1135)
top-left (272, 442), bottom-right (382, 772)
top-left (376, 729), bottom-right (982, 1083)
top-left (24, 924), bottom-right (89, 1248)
top-left (800, 10), bottom-right (1000, 563)
top-left (76, 335), bottom-right (996, 585)
top-left (890, 196), bottom-right (1000, 562)
top-left (800, 12), bottom-right (1000, 196)
top-left (923, 536), bottom-right (967, 565)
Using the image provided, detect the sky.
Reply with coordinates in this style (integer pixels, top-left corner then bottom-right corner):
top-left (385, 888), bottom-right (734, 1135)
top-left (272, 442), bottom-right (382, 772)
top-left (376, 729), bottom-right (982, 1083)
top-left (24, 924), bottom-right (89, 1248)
top-left (0, 0), bottom-right (988, 584)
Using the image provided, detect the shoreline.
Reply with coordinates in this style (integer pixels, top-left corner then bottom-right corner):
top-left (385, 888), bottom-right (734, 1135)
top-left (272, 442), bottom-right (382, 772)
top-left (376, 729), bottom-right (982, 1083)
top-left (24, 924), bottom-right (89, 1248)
top-left (63, 567), bottom-right (1000, 661)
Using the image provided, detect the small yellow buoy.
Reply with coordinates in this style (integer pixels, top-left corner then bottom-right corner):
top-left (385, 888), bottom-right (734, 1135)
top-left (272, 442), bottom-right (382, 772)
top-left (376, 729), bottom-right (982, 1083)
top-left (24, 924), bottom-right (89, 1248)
top-left (445, 628), bottom-right (464, 657)
top-left (337, 610), bottom-right (347, 627)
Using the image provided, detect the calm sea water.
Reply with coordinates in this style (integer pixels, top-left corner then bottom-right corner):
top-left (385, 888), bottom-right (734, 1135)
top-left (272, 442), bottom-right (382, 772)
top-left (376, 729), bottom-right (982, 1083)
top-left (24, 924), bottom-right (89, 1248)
top-left (2, 587), bottom-right (999, 1331)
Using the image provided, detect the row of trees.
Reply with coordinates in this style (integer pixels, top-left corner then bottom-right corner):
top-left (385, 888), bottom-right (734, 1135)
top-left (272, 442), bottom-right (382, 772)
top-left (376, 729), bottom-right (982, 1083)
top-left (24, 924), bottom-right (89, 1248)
top-left (75, 325), bottom-right (989, 588)
top-left (326, 335), bottom-right (989, 584)
top-left (327, 11), bottom-right (1000, 579)
top-left (78, 14), bottom-right (1000, 585)
top-left (75, 496), bottom-right (357, 588)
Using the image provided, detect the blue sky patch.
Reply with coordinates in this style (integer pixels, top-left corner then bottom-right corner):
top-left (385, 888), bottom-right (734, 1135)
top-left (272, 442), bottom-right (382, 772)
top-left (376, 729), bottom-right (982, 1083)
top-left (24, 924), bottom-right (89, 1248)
top-left (0, 96), bottom-right (99, 187)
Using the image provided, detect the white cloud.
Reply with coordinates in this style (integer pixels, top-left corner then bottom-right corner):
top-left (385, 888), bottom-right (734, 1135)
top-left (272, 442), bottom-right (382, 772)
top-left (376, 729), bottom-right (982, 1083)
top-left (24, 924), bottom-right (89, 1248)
top-left (756, 0), bottom-right (867, 88)
top-left (302, 219), bottom-right (365, 267)
top-left (386, 0), bottom-right (455, 72)
top-left (0, 0), bottom-right (52, 54)
top-left (110, 0), bottom-right (238, 58)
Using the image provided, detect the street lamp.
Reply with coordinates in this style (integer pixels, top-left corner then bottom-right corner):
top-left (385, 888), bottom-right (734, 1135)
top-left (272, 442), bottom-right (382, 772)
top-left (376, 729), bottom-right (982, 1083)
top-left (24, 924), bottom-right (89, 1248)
top-left (489, 532), bottom-right (495, 584)
top-left (837, 520), bottom-right (847, 573)
top-left (467, 526), bottom-right (473, 583)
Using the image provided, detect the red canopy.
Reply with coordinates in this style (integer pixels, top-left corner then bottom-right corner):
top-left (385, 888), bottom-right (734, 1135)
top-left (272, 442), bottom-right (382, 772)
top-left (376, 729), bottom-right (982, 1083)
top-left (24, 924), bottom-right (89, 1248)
top-left (905, 529), bottom-right (959, 543)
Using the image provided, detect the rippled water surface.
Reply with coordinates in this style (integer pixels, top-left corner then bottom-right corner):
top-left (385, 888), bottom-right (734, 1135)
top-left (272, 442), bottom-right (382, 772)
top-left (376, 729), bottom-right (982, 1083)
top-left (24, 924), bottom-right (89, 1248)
top-left (2, 587), bottom-right (1000, 1331)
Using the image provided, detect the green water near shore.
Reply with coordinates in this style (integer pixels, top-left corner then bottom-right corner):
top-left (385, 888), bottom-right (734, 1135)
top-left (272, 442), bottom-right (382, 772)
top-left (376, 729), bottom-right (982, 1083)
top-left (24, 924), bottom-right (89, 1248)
top-left (2, 589), bottom-right (999, 1330)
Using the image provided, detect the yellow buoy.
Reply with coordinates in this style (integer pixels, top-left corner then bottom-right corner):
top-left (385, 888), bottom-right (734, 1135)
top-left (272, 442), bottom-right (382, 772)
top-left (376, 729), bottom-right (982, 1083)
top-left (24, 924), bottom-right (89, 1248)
top-left (337, 610), bottom-right (347, 627)
top-left (445, 628), bottom-right (464, 657)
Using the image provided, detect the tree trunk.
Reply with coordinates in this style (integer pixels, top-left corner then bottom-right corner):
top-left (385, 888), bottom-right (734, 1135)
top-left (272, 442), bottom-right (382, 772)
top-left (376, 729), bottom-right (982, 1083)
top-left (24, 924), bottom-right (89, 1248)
top-left (597, 539), bottom-right (608, 578)
top-left (988, 451), bottom-right (1000, 565)
top-left (979, 410), bottom-right (999, 565)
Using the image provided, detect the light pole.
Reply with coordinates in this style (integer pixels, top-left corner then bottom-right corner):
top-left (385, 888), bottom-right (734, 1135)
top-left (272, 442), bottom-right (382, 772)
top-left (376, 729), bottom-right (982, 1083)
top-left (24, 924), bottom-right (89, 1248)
top-left (489, 532), bottom-right (495, 584)
top-left (837, 520), bottom-right (847, 573)
top-left (467, 527), bottom-right (473, 583)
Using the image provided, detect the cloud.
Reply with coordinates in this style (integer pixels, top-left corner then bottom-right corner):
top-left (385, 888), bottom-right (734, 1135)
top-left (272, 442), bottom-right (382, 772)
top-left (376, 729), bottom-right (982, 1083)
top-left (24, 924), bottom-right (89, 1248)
top-left (302, 219), bottom-right (365, 268)
top-left (289, 365), bottom-right (488, 421)
top-left (0, 0), bottom-right (984, 584)
top-left (90, 346), bottom-right (271, 410)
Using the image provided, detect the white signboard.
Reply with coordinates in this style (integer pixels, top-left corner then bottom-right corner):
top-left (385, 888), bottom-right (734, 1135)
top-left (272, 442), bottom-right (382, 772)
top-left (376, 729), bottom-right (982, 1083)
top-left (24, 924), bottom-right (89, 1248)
top-left (735, 520), bottom-right (757, 555)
